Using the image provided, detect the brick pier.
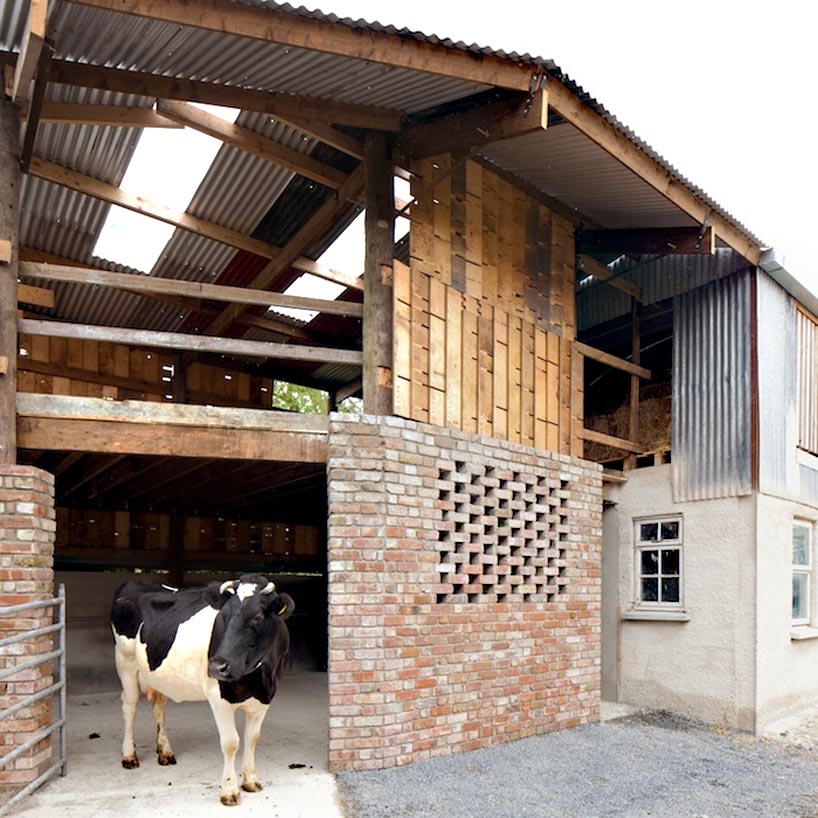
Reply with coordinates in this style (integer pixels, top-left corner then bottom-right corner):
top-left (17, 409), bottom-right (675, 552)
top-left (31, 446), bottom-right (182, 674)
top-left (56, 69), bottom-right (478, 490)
top-left (0, 465), bottom-right (56, 791)
top-left (326, 415), bottom-right (602, 771)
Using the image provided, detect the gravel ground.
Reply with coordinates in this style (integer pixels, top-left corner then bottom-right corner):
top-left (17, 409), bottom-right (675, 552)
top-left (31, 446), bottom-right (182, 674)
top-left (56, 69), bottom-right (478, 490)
top-left (337, 711), bottom-right (818, 818)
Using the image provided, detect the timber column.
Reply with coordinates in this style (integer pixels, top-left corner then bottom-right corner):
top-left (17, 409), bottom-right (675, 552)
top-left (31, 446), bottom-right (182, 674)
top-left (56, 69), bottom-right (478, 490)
top-left (0, 98), bottom-right (20, 464)
top-left (362, 131), bottom-right (394, 416)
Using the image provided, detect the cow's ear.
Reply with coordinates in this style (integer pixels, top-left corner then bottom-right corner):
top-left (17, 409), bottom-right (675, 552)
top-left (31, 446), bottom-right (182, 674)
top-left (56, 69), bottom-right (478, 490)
top-left (272, 592), bottom-right (294, 620)
top-left (203, 580), bottom-right (236, 609)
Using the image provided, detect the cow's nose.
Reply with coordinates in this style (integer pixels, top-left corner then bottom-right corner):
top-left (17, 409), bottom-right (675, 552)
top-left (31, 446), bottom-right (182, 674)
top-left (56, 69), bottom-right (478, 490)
top-left (208, 657), bottom-right (230, 681)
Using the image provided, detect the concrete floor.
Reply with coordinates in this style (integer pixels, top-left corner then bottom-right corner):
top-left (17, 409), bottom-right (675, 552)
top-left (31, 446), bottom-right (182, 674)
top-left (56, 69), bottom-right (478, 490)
top-left (11, 672), bottom-right (344, 818)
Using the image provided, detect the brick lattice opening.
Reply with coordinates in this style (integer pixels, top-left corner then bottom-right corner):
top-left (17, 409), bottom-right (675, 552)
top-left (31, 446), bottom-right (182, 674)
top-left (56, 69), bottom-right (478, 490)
top-left (436, 461), bottom-right (569, 603)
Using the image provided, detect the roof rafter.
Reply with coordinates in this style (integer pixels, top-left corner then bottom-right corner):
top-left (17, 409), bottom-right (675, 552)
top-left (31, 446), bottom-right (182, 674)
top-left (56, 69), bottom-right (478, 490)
top-left (404, 89), bottom-right (548, 159)
top-left (47, 58), bottom-right (402, 131)
top-left (66, 0), bottom-right (535, 91)
top-left (34, 102), bottom-right (184, 128)
top-left (155, 99), bottom-right (350, 190)
top-left (12, 0), bottom-right (47, 105)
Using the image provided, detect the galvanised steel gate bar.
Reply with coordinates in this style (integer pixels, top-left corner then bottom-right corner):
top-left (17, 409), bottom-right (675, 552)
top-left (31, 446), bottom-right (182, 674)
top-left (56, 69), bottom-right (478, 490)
top-left (0, 585), bottom-right (66, 816)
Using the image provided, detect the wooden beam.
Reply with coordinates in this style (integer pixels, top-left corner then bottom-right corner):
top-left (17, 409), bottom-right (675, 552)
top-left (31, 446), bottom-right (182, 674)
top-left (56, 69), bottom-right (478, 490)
top-left (67, 0), bottom-right (534, 92)
top-left (19, 261), bottom-right (364, 318)
top-left (577, 254), bottom-right (642, 301)
top-left (574, 340), bottom-right (651, 380)
top-left (19, 318), bottom-right (363, 366)
top-left (281, 118), bottom-right (365, 161)
top-left (20, 42), bottom-right (53, 173)
top-left (405, 89), bottom-right (548, 159)
top-left (334, 375), bottom-right (362, 404)
top-left (547, 78), bottom-right (762, 264)
top-left (577, 426), bottom-right (642, 453)
top-left (156, 100), bottom-right (351, 190)
top-left (577, 226), bottom-right (716, 256)
top-left (362, 131), bottom-right (394, 415)
top-left (17, 417), bottom-right (329, 461)
top-left (36, 103), bottom-right (184, 128)
top-left (0, 100), bottom-right (20, 464)
top-left (206, 165), bottom-right (366, 335)
top-left (17, 395), bottom-right (329, 462)
top-left (627, 298), bottom-right (641, 470)
top-left (290, 257), bottom-right (363, 292)
top-left (48, 59), bottom-right (402, 131)
top-left (18, 282), bottom-right (54, 309)
top-left (12, 0), bottom-right (47, 105)
top-left (27, 156), bottom-right (283, 260)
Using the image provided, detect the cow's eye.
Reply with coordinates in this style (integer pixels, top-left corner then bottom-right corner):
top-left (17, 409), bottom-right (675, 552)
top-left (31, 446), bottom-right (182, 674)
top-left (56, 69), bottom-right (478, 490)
top-left (251, 613), bottom-right (265, 632)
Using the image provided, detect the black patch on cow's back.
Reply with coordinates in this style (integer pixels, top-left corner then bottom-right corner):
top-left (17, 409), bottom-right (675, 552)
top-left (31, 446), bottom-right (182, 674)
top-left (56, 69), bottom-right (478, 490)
top-left (111, 581), bottom-right (227, 671)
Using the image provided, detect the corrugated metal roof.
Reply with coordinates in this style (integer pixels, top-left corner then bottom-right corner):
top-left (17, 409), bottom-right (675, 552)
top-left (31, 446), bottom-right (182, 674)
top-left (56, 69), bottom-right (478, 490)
top-left (4, 0), bottom-right (768, 392)
top-left (578, 249), bottom-right (750, 331)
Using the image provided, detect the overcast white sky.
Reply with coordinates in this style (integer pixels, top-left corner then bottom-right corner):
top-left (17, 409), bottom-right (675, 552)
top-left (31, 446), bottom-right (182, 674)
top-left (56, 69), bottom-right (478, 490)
top-left (307, 0), bottom-right (817, 292)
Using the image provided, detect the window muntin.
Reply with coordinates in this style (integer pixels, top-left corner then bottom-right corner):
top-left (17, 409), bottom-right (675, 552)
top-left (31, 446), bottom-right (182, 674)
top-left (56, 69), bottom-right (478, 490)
top-left (636, 518), bottom-right (682, 607)
top-left (793, 523), bottom-right (812, 625)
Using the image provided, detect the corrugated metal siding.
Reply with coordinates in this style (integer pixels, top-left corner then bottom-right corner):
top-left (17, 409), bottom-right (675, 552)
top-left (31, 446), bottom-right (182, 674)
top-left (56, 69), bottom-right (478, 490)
top-left (578, 249), bottom-right (748, 331)
top-left (757, 271), bottom-right (797, 498)
top-left (672, 271), bottom-right (753, 501)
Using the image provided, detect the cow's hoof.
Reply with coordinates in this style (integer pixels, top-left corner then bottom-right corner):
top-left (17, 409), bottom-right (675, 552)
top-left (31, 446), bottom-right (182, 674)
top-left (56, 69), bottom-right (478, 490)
top-left (241, 780), bottom-right (263, 793)
top-left (122, 756), bottom-right (140, 769)
top-left (158, 753), bottom-right (176, 766)
top-left (220, 792), bottom-right (241, 806)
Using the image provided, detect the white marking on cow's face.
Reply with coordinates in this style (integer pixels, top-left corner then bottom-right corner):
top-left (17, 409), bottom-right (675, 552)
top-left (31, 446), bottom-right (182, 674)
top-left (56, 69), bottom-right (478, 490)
top-left (236, 583), bottom-right (259, 601)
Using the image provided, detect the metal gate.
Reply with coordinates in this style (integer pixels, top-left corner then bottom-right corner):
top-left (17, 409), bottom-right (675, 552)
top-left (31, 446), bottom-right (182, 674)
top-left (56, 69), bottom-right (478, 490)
top-left (0, 585), bottom-right (66, 816)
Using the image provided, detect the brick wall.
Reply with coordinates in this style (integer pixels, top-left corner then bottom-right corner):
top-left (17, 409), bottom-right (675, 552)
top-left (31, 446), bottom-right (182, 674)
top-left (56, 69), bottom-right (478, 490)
top-left (327, 415), bottom-right (602, 771)
top-left (0, 465), bottom-right (56, 791)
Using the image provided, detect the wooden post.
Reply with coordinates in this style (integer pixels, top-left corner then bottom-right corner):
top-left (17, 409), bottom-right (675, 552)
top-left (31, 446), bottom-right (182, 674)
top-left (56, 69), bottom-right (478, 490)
top-left (0, 99), bottom-right (20, 464)
top-left (362, 131), bottom-right (394, 416)
top-left (627, 298), bottom-right (641, 470)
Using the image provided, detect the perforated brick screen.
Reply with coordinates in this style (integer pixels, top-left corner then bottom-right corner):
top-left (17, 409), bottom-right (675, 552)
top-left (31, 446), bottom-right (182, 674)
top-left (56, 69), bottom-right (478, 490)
top-left (436, 461), bottom-right (569, 603)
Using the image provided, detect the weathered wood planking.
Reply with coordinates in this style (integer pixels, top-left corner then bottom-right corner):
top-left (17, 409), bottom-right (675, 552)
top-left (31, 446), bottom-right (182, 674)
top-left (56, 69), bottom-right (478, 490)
top-left (401, 156), bottom-right (579, 455)
top-left (18, 333), bottom-right (274, 408)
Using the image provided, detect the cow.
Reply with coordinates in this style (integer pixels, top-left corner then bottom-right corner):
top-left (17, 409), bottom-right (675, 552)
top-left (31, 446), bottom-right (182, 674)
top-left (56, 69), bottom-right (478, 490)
top-left (110, 575), bottom-right (294, 806)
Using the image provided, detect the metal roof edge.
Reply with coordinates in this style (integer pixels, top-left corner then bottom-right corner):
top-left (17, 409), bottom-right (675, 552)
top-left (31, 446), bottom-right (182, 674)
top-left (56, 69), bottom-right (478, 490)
top-left (759, 249), bottom-right (818, 317)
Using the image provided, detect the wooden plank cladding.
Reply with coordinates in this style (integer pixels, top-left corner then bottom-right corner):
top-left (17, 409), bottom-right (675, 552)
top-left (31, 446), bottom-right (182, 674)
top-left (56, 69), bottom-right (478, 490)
top-left (17, 332), bottom-right (275, 408)
top-left (398, 156), bottom-right (578, 454)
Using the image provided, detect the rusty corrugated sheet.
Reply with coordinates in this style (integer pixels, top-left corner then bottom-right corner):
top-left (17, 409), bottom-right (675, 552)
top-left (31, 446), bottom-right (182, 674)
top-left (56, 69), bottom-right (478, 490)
top-left (672, 271), bottom-right (753, 501)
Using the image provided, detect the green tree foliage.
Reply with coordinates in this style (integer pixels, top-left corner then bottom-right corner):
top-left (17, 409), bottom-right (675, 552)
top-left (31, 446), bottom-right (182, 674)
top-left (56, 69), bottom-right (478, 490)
top-left (272, 381), bottom-right (328, 414)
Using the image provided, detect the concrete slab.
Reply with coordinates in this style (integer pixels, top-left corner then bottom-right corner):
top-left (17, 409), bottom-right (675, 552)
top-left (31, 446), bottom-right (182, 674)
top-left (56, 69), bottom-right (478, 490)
top-left (10, 672), bottom-right (344, 818)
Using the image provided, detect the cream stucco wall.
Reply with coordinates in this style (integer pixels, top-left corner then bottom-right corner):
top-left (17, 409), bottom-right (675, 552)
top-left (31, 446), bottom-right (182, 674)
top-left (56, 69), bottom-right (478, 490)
top-left (755, 492), bottom-right (818, 729)
top-left (604, 465), bottom-right (757, 730)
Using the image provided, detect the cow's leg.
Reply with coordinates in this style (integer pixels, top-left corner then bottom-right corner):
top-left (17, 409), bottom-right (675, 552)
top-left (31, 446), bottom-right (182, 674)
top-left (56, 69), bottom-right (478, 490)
top-left (115, 658), bottom-right (140, 769)
top-left (209, 698), bottom-right (241, 806)
top-left (151, 692), bottom-right (176, 765)
top-left (239, 702), bottom-right (269, 793)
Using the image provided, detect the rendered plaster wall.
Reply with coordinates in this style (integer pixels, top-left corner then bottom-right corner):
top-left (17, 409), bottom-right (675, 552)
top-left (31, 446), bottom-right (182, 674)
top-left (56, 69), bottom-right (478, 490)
top-left (755, 492), bottom-right (818, 730)
top-left (606, 465), bottom-right (757, 730)
top-left (326, 414), bottom-right (602, 772)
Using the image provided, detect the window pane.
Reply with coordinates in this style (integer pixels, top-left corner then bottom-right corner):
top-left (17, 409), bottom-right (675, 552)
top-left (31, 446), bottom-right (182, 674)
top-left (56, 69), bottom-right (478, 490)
top-left (661, 521), bottom-right (679, 540)
top-left (662, 577), bottom-right (680, 603)
top-left (641, 550), bottom-right (659, 575)
top-left (640, 523), bottom-right (658, 542)
top-left (793, 574), bottom-right (809, 620)
top-left (793, 526), bottom-right (810, 566)
top-left (641, 578), bottom-right (659, 602)
top-left (661, 549), bottom-right (680, 575)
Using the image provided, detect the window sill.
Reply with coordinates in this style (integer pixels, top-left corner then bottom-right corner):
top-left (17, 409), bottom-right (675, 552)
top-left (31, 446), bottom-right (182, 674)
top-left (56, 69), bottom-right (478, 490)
top-left (621, 609), bottom-right (690, 622)
top-left (790, 626), bottom-right (818, 641)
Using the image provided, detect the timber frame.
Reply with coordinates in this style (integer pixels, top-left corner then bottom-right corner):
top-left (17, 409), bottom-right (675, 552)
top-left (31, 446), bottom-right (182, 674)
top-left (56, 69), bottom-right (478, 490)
top-left (0, 0), bottom-right (767, 543)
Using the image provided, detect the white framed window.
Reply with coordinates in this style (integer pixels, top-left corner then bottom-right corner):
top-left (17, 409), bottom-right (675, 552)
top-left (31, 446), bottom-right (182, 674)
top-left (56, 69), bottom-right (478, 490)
top-left (635, 517), bottom-right (683, 608)
top-left (792, 522), bottom-right (812, 625)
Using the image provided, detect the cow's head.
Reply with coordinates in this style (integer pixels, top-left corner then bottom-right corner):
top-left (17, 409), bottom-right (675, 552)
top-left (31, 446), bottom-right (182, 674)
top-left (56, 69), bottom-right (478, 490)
top-left (207, 575), bottom-right (294, 683)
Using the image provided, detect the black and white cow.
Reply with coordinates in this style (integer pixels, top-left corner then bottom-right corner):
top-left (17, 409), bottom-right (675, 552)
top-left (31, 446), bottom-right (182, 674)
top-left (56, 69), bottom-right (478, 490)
top-left (110, 575), bottom-right (294, 806)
